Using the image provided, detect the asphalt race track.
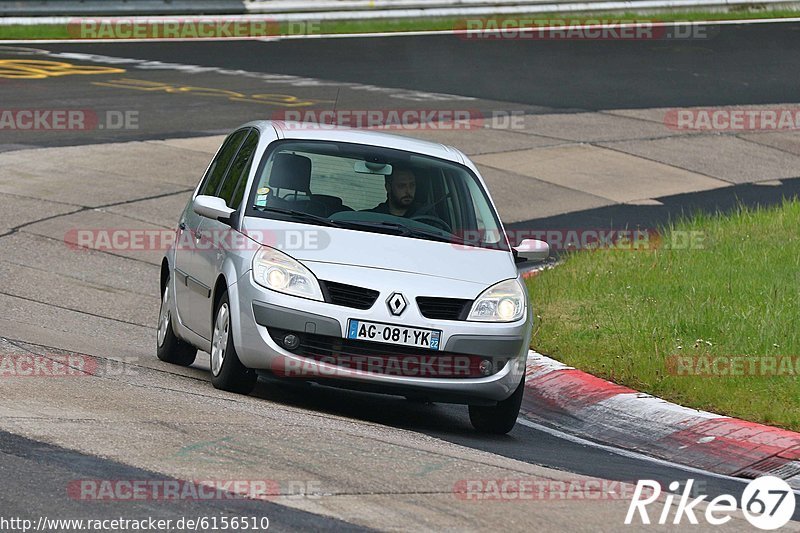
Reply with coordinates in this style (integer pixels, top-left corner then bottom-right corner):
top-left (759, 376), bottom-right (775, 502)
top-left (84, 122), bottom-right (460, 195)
top-left (1, 22), bottom-right (799, 530)
top-left (28, 21), bottom-right (800, 110)
top-left (3, 21), bottom-right (800, 147)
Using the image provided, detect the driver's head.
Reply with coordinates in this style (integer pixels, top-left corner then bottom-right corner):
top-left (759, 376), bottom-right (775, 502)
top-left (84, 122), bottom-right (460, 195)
top-left (385, 166), bottom-right (416, 211)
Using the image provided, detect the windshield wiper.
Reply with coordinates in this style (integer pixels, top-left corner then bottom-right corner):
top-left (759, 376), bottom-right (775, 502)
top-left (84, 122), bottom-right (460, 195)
top-left (336, 220), bottom-right (470, 245)
top-left (333, 220), bottom-right (413, 236)
top-left (399, 224), bottom-right (477, 246)
top-left (257, 206), bottom-right (340, 227)
top-left (406, 226), bottom-right (472, 245)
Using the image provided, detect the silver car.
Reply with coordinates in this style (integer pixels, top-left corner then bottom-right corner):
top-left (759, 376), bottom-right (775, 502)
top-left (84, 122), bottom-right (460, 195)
top-left (157, 121), bottom-right (548, 434)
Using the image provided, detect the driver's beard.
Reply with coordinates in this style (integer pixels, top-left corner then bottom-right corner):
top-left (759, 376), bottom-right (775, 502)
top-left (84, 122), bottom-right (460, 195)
top-left (390, 194), bottom-right (413, 211)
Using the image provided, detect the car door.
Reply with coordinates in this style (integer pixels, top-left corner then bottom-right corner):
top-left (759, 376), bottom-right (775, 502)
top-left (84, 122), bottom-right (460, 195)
top-left (174, 128), bottom-right (249, 337)
top-left (192, 128), bottom-right (260, 339)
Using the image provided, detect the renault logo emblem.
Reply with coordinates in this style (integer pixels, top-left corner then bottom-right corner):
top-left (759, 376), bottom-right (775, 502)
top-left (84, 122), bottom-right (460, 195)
top-left (386, 292), bottom-right (407, 316)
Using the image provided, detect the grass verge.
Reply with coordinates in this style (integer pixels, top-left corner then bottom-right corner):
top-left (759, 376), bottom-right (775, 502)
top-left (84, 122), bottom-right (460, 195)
top-left (526, 199), bottom-right (800, 430)
top-left (1, 9), bottom-right (800, 40)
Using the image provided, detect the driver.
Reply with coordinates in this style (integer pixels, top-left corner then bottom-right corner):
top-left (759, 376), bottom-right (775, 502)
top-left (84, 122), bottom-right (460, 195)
top-left (368, 166), bottom-right (417, 217)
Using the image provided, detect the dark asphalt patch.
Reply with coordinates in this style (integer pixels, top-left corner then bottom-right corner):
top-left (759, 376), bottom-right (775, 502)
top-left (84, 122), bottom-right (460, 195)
top-left (0, 429), bottom-right (375, 532)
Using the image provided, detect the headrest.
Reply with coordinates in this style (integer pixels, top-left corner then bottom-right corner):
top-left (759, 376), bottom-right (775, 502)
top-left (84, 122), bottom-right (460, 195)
top-left (269, 153), bottom-right (312, 192)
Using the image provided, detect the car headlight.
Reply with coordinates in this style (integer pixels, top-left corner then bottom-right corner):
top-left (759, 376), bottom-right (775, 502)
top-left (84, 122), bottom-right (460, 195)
top-left (252, 246), bottom-right (323, 301)
top-left (468, 278), bottom-right (526, 322)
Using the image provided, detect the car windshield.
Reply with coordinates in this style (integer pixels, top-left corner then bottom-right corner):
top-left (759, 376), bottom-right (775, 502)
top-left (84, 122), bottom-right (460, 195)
top-left (246, 140), bottom-right (508, 250)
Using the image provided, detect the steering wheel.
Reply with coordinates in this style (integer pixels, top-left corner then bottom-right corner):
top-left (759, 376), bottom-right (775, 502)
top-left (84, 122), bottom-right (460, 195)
top-left (410, 215), bottom-right (452, 233)
top-left (415, 191), bottom-right (453, 216)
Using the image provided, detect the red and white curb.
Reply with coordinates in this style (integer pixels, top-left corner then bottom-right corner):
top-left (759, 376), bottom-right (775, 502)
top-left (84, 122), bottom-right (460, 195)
top-left (522, 351), bottom-right (800, 490)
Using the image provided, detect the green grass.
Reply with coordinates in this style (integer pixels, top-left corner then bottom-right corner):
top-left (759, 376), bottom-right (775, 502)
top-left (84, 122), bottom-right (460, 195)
top-left (527, 200), bottom-right (800, 430)
top-left (2, 9), bottom-right (800, 40)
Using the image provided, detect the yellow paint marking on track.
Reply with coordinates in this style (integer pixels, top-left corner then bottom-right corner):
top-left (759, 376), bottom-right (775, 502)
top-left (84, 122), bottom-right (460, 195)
top-left (92, 78), bottom-right (331, 107)
top-left (0, 59), bottom-right (125, 79)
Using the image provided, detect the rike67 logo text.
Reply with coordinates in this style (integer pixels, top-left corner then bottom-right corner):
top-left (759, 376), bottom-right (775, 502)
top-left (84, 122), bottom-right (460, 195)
top-left (626, 477), bottom-right (796, 530)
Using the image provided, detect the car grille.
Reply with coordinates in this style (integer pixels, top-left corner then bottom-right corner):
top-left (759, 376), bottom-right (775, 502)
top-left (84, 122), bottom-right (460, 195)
top-left (320, 280), bottom-right (379, 310)
top-left (267, 329), bottom-right (489, 379)
top-left (416, 297), bottom-right (473, 320)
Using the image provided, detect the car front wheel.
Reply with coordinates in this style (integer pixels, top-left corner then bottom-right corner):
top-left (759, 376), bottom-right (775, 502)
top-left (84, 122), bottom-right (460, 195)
top-left (468, 376), bottom-right (525, 434)
top-left (210, 291), bottom-right (257, 395)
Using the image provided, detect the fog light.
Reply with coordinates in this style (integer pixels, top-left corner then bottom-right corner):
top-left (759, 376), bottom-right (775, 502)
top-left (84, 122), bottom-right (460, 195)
top-left (479, 359), bottom-right (493, 376)
top-left (283, 333), bottom-right (300, 350)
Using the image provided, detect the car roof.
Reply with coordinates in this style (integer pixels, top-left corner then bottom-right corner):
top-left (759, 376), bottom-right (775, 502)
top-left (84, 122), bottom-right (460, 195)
top-left (243, 120), bottom-right (466, 164)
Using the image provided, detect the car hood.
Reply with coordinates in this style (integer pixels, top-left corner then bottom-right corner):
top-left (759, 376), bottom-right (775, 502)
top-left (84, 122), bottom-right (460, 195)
top-left (241, 217), bottom-right (516, 286)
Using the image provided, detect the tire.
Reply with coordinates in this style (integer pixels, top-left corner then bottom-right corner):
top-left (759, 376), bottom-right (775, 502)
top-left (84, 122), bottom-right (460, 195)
top-left (210, 290), bottom-right (257, 395)
top-left (468, 376), bottom-right (525, 434)
top-left (157, 276), bottom-right (197, 367)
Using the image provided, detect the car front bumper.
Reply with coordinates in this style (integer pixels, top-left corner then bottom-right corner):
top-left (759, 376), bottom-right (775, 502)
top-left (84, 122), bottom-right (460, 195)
top-left (234, 270), bottom-right (532, 404)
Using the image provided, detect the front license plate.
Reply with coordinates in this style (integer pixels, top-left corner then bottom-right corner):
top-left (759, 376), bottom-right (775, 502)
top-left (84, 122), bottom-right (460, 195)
top-left (347, 320), bottom-right (441, 350)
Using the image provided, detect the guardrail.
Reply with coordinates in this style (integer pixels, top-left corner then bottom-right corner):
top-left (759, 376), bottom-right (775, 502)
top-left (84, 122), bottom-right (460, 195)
top-left (0, 1), bottom-right (244, 16)
top-left (1, 0), bottom-right (797, 18)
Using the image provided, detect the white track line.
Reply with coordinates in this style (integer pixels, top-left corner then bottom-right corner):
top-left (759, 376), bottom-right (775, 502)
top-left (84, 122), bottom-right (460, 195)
top-left (516, 417), bottom-right (800, 497)
top-left (1, 16), bottom-right (800, 44)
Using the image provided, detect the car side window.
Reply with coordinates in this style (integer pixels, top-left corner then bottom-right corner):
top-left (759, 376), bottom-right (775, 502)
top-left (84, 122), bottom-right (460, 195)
top-left (220, 130), bottom-right (259, 209)
top-left (198, 129), bottom-right (249, 197)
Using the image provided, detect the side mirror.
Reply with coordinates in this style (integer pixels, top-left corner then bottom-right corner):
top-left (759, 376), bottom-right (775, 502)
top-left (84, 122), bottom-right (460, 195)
top-left (193, 195), bottom-right (235, 222)
top-left (514, 239), bottom-right (549, 263)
